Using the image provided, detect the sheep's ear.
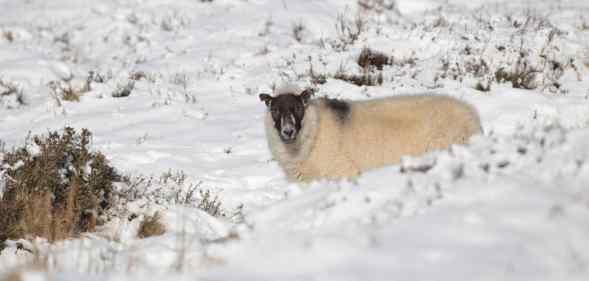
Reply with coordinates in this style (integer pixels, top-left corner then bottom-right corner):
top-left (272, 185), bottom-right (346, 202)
top-left (259, 93), bottom-right (273, 107)
top-left (300, 88), bottom-right (314, 106)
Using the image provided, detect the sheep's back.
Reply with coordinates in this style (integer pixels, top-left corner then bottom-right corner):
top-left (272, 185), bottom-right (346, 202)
top-left (341, 94), bottom-right (480, 170)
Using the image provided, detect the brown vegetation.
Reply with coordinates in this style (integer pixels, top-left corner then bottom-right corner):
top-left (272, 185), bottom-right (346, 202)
top-left (48, 79), bottom-right (87, 103)
top-left (129, 71), bottom-right (147, 81)
top-left (357, 47), bottom-right (391, 70)
top-left (1, 30), bottom-right (14, 42)
top-left (307, 48), bottom-right (395, 87)
top-left (0, 271), bottom-right (22, 281)
top-left (137, 212), bottom-right (166, 238)
top-left (0, 261), bottom-right (48, 281)
top-left (494, 64), bottom-right (539, 90)
top-left (0, 128), bottom-right (119, 248)
top-left (333, 71), bottom-right (383, 86)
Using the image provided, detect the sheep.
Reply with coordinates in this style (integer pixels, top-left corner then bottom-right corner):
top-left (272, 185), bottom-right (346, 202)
top-left (259, 86), bottom-right (482, 182)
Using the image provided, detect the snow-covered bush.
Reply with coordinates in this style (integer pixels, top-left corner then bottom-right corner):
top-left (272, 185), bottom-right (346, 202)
top-left (434, 15), bottom-right (582, 93)
top-left (111, 80), bottom-right (134, 98)
top-left (114, 171), bottom-right (229, 220)
top-left (0, 128), bottom-right (120, 247)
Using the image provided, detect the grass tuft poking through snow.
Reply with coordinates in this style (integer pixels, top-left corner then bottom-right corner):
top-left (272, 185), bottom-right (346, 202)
top-left (137, 212), bottom-right (166, 238)
top-left (333, 13), bottom-right (366, 51)
top-left (0, 77), bottom-right (25, 108)
top-left (197, 190), bottom-right (225, 218)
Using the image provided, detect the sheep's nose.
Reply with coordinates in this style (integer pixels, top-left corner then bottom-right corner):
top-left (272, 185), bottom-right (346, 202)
top-left (282, 128), bottom-right (295, 138)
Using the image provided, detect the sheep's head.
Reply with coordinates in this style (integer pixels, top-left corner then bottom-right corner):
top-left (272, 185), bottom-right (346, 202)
top-left (259, 88), bottom-right (314, 144)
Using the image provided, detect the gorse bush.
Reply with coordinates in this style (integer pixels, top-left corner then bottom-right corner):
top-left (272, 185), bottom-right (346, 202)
top-left (0, 127), bottom-right (119, 247)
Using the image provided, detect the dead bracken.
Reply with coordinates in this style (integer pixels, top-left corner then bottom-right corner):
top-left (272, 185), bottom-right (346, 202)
top-left (357, 47), bottom-right (391, 70)
top-left (137, 212), bottom-right (166, 238)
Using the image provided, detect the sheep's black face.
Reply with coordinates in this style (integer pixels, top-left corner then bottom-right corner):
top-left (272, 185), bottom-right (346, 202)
top-left (259, 89), bottom-right (313, 144)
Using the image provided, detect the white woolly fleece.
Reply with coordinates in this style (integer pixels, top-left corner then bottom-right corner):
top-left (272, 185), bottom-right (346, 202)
top-left (264, 94), bottom-right (482, 182)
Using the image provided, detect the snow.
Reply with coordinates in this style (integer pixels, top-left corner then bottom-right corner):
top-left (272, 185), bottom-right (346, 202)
top-left (1, 0), bottom-right (589, 280)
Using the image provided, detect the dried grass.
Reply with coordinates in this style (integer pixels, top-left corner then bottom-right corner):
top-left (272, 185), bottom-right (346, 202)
top-left (47, 80), bottom-right (87, 103)
top-left (0, 271), bottom-right (21, 281)
top-left (333, 71), bottom-right (383, 86)
top-left (333, 13), bottom-right (365, 51)
top-left (1, 31), bottom-right (14, 42)
top-left (0, 262), bottom-right (48, 281)
top-left (137, 212), bottom-right (166, 238)
top-left (129, 71), bottom-right (147, 81)
top-left (197, 190), bottom-right (224, 217)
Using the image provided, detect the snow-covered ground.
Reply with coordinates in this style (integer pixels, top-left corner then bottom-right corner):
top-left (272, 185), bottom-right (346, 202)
top-left (1, 0), bottom-right (589, 280)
